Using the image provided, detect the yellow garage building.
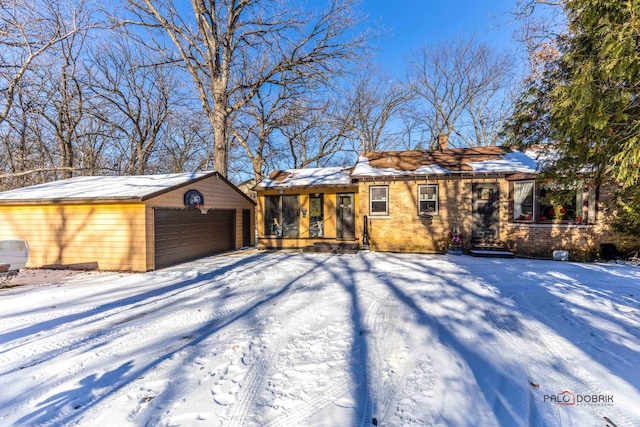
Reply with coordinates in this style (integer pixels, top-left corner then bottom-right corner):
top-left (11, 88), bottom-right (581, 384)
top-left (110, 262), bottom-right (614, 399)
top-left (0, 171), bottom-right (255, 271)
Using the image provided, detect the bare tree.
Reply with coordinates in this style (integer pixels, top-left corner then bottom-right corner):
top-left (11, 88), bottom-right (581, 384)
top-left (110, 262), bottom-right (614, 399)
top-left (512, 1), bottom-right (567, 80)
top-left (159, 109), bottom-right (213, 173)
top-left (27, 9), bottom-right (94, 179)
top-left (408, 37), bottom-right (515, 148)
top-left (347, 67), bottom-right (413, 152)
top-left (0, 88), bottom-right (49, 189)
top-left (121, 0), bottom-right (367, 177)
top-left (87, 36), bottom-right (178, 175)
top-left (0, 0), bottom-right (98, 125)
top-left (280, 93), bottom-right (355, 169)
top-left (229, 82), bottom-right (291, 183)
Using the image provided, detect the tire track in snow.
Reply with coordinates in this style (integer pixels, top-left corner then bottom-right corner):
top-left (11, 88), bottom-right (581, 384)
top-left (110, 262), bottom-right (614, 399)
top-left (0, 289), bottom-right (262, 375)
top-left (361, 298), bottom-right (417, 426)
top-left (263, 379), bottom-right (352, 427)
top-left (224, 294), bottom-right (323, 427)
top-left (224, 256), bottom-right (352, 426)
top-left (1, 280), bottom-right (201, 358)
top-left (0, 263), bottom-right (268, 371)
top-left (72, 284), bottom-right (300, 427)
top-left (0, 263), bottom-right (265, 358)
top-left (0, 293), bottom-right (266, 426)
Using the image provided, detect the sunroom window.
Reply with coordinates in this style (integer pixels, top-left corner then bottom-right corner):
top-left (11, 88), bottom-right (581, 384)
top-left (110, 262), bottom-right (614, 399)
top-left (264, 195), bottom-right (300, 236)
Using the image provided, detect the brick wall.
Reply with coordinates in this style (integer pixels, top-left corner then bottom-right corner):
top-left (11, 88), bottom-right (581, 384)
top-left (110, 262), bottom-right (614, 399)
top-left (359, 178), bottom-right (640, 260)
top-left (506, 182), bottom-right (640, 260)
top-left (360, 178), bottom-right (506, 253)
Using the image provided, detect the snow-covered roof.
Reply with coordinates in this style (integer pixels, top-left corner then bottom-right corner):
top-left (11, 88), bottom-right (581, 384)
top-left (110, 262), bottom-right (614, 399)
top-left (254, 148), bottom-right (543, 190)
top-left (256, 166), bottom-right (354, 189)
top-left (0, 171), bottom-right (217, 202)
top-left (352, 147), bottom-right (540, 178)
top-left (467, 151), bottom-right (539, 173)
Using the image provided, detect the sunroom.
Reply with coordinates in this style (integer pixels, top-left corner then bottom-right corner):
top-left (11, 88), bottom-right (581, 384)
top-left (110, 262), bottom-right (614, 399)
top-left (254, 167), bottom-right (360, 251)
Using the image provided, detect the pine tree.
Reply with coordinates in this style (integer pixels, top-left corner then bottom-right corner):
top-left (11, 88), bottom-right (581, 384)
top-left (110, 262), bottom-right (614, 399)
top-left (505, 0), bottom-right (640, 234)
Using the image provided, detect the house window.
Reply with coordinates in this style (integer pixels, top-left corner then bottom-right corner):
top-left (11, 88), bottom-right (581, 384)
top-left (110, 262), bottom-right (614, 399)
top-left (309, 194), bottom-right (324, 238)
top-left (514, 181), bottom-right (534, 221)
top-left (539, 184), bottom-right (582, 222)
top-left (511, 181), bottom-right (589, 224)
top-left (264, 194), bottom-right (300, 236)
top-left (370, 186), bottom-right (388, 216)
top-left (418, 185), bottom-right (438, 215)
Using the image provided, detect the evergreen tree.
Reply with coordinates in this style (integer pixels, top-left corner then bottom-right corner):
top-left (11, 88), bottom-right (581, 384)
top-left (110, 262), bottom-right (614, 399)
top-left (505, 0), bottom-right (640, 234)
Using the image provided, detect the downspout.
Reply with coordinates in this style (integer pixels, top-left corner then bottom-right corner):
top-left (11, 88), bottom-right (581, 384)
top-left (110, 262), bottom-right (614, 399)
top-left (362, 215), bottom-right (370, 250)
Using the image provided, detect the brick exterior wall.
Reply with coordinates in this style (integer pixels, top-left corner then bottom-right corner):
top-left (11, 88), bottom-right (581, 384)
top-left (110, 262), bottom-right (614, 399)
top-left (358, 178), bottom-right (640, 260)
top-left (506, 182), bottom-right (640, 260)
top-left (359, 178), bottom-right (492, 253)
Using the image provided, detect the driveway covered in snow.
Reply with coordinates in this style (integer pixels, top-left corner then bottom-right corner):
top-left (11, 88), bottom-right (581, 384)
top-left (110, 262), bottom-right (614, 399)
top-left (1, 251), bottom-right (639, 426)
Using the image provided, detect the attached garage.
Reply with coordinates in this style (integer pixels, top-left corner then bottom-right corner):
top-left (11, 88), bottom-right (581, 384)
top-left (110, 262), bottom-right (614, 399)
top-left (0, 171), bottom-right (255, 271)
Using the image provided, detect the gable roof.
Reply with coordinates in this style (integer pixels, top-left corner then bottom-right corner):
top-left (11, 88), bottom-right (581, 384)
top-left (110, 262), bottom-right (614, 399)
top-left (352, 147), bottom-right (540, 178)
top-left (255, 166), bottom-right (354, 189)
top-left (0, 171), bottom-right (221, 203)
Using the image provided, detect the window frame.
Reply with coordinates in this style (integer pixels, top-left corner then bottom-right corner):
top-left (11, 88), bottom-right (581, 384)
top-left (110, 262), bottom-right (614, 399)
top-left (418, 184), bottom-right (439, 216)
top-left (513, 181), bottom-right (535, 222)
top-left (309, 193), bottom-right (324, 238)
top-left (263, 194), bottom-right (300, 237)
top-left (538, 184), bottom-right (582, 223)
top-left (369, 185), bottom-right (389, 216)
top-left (510, 180), bottom-right (591, 225)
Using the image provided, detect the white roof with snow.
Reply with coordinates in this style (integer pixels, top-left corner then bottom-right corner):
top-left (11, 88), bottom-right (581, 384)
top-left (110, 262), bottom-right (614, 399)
top-left (466, 151), bottom-right (539, 173)
top-left (352, 148), bottom-right (541, 178)
top-left (256, 167), bottom-right (354, 189)
top-left (0, 171), bottom-right (217, 202)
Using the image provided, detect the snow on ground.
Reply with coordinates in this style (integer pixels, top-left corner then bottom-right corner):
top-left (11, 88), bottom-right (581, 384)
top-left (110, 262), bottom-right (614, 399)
top-left (1, 251), bottom-right (639, 427)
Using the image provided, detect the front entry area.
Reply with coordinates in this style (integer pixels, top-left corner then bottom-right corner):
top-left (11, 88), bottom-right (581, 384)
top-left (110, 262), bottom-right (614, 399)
top-left (337, 193), bottom-right (355, 239)
top-left (472, 183), bottom-right (499, 243)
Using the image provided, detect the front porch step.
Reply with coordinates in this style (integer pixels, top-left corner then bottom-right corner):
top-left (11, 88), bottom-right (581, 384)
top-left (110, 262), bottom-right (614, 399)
top-left (469, 242), bottom-right (515, 258)
top-left (469, 249), bottom-right (515, 258)
top-left (302, 242), bottom-right (360, 254)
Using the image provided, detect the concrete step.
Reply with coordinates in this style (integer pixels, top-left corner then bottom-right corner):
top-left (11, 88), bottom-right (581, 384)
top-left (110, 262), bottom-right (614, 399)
top-left (302, 242), bottom-right (359, 254)
top-left (469, 249), bottom-right (515, 258)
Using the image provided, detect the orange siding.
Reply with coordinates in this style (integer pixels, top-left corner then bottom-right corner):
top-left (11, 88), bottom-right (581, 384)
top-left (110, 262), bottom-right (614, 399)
top-left (256, 187), bottom-right (360, 249)
top-left (0, 204), bottom-right (147, 271)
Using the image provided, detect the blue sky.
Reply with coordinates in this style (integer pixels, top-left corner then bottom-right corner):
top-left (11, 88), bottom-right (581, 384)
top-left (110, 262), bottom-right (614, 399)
top-left (357, 0), bottom-right (524, 77)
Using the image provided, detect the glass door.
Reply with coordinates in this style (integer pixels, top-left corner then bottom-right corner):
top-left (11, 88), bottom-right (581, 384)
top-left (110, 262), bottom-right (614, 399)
top-left (337, 193), bottom-right (355, 239)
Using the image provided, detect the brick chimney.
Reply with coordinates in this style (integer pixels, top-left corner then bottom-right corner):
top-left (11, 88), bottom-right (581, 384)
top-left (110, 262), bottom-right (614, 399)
top-left (437, 133), bottom-right (449, 150)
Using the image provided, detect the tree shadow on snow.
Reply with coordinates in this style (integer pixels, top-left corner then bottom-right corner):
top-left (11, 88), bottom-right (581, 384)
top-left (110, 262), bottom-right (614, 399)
top-left (16, 361), bottom-right (134, 426)
top-left (36, 252), bottom-right (336, 426)
top-left (0, 251), bottom-right (279, 365)
top-left (366, 253), bottom-right (640, 425)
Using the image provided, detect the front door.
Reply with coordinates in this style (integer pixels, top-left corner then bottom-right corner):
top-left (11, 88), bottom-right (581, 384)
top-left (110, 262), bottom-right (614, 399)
top-left (337, 193), bottom-right (355, 239)
top-left (472, 183), bottom-right (499, 243)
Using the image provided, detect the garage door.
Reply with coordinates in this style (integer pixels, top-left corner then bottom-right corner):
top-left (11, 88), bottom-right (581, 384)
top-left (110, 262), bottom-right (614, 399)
top-left (154, 208), bottom-right (235, 269)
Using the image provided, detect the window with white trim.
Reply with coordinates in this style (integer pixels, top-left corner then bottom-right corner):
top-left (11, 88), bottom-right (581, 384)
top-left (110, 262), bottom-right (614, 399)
top-left (418, 185), bottom-right (438, 215)
top-left (513, 181), bottom-right (534, 221)
top-left (370, 186), bottom-right (388, 216)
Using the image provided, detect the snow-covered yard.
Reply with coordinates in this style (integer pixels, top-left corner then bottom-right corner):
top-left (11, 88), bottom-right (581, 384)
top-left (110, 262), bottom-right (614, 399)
top-left (1, 251), bottom-right (639, 426)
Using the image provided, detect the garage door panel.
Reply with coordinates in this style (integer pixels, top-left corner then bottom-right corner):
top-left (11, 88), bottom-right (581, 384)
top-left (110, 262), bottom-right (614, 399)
top-left (154, 209), bottom-right (235, 269)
